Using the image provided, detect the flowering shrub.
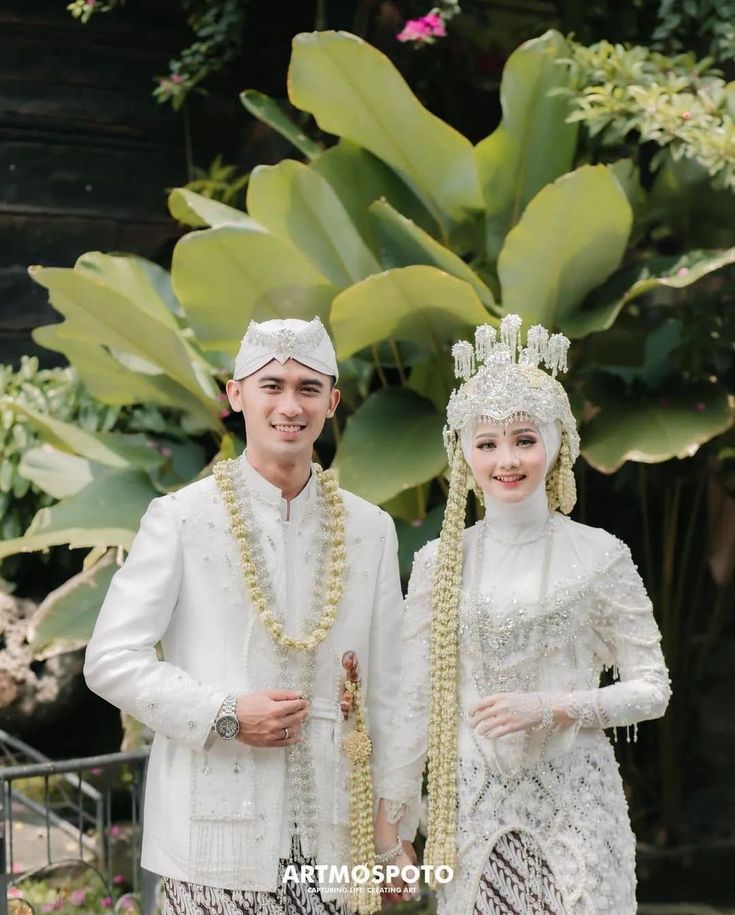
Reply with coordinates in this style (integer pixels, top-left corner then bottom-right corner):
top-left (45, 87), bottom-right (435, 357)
top-left (7, 871), bottom-right (133, 914)
top-left (396, 1), bottom-right (459, 45)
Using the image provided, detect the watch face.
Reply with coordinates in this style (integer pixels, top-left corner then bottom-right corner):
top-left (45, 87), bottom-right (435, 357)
top-left (216, 715), bottom-right (240, 740)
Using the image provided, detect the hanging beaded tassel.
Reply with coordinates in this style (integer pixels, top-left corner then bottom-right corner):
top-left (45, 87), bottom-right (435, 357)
top-left (545, 429), bottom-right (577, 514)
top-left (425, 437), bottom-right (467, 883)
top-left (452, 340), bottom-right (475, 381)
top-left (343, 679), bottom-right (380, 914)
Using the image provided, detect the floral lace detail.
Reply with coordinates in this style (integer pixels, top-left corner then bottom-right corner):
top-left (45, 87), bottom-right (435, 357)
top-left (452, 739), bottom-right (636, 915)
top-left (379, 521), bottom-right (670, 915)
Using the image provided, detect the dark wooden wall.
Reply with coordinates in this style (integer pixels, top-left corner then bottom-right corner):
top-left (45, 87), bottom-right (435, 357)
top-left (0, 1), bottom-right (198, 368)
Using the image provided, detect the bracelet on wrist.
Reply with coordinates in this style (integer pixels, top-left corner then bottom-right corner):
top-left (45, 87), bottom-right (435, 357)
top-left (374, 838), bottom-right (403, 865)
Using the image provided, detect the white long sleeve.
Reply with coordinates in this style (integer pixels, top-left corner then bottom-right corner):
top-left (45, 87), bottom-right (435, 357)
top-left (555, 543), bottom-right (671, 729)
top-left (84, 496), bottom-right (226, 750)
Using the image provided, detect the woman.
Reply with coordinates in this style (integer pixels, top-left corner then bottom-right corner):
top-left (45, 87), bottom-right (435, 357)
top-left (375, 316), bottom-right (671, 915)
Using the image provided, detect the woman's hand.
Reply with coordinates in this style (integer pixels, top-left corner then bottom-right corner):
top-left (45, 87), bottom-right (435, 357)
top-left (470, 692), bottom-right (551, 739)
top-left (380, 845), bottom-right (420, 905)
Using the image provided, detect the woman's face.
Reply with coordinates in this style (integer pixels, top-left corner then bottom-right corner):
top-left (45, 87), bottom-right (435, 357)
top-left (470, 420), bottom-right (547, 503)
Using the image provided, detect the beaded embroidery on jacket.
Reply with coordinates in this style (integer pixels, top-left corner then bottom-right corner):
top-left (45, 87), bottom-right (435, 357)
top-left (386, 523), bottom-right (670, 914)
top-left (213, 457), bottom-right (341, 851)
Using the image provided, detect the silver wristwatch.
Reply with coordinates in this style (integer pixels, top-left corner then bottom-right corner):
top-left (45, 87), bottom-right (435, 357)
top-left (214, 694), bottom-right (240, 740)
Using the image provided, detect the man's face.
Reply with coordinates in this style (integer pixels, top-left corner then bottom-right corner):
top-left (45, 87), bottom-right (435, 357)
top-left (226, 359), bottom-right (340, 460)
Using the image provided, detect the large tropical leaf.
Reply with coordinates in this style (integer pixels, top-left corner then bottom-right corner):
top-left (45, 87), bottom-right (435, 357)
top-left (171, 225), bottom-right (338, 354)
top-left (28, 552), bottom-right (119, 657)
top-left (3, 402), bottom-right (164, 470)
top-left (246, 160), bottom-right (380, 285)
top-left (19, 446), bottom-right (96, 498)
top-left (564, 247), bottom-right (735, 338)
top-left (168, 188), bottom-right (257, 229)
top-left (497, 164), bottom-right (632, 331)
top-left (288, 31), bottom-right (482, 237)
top-left (73, 253), bottom-right (182, 328)
top-left (582, 382), bottom-right (733, 473)
top-left (330, 265), bottom-right (490, 360)
top-left (475, 30), bottom-right (578, 262)
top-left (32, 323), bottom-right (218, 430)
top-left (312, 141), bottom-right (438, 247)
top-left (240, 89), bottom-right (323, 159)
top-left (0, 466), bottom-right (158, 560)
top-left (370, 200), bottom-right (496, 310)
top-left (29, 266), bottom-right (220, 417)
top-left (334, 387), bottom-right (447, 504)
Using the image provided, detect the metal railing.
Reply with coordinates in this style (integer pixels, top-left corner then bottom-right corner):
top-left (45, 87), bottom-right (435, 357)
top-left (0, 745), bottom-right (151, 915)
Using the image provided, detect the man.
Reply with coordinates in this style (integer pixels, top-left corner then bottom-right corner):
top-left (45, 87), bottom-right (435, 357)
top-left (84, 317), bottom-right (404, 913)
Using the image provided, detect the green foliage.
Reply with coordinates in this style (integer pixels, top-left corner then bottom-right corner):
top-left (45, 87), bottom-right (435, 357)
top-left (0, 357), bottom-right (203, 592)
top-left (154, 0), bottom-right (248, 109)
top-left (11, 30), bottom-right (735, 715)
top-left (562, 40), bottom-right (735, 190)
top-left (653, 0), bottom-right (735, 62)
top-left (67, 0), bottom-right (247, 110)
top-left (181, 155), bottom-right (250, 209)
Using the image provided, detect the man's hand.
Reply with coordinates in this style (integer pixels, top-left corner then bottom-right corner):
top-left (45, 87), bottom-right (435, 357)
top-left (235, 689), bottom-right (310, 747)
top-left (340, 650), bottom-right (360, 721)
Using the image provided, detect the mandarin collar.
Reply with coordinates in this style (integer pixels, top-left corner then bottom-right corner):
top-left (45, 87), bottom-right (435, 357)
top-left (237, 453), bottom-right (317, 522)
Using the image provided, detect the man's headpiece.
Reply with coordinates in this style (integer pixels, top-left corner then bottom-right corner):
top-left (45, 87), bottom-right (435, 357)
top-left (233, 316), bottom-right (338, 381)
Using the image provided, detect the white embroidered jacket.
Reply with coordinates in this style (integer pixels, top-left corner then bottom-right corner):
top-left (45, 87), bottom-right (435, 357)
top-left (84, 457), bottom-right (403, 891)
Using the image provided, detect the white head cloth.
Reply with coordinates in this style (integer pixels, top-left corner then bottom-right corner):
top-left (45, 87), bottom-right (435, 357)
top-left (233, 317), bottom-right (339, 381)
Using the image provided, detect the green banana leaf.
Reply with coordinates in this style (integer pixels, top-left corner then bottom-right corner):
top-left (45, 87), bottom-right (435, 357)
top-left (240, 89), bottom-right (323, 159)
top-left (32, 324), bottom-right (218, 430)
top-left (19, 446), bottom-right (95, 498)
top-left (330, 265), bottom-right (491, 360)
top-left (498, 164), bottom-right (632, 331)
top-left (3, 402), bottom-right (164, 470)
top-left (171, 224), bottom-right (338, 353)
top-left (334, 387), bottom-right (447, 504)
top-left (247, 159), bottom-right (380, 285)
top-left (581, 382), bottom-right (733, 473)
top-left (288, 31), bottom-right (483, 237)
top-left (475, 30), bottom-right (578, 262)
top-left (370, 200), bottom-right (497, 310)
top-left (28, 551), bottom-right (119, 657)
top-left (312, 140), bottom-right (438, 247)
top-left (29, 266), bottom-right (220, 418)
top-left (168, 188), bottom-right (258, 229)
top-left (0, 465), bottom-right (159, 559)
top-left (564, 247), bottom-right (735, 338)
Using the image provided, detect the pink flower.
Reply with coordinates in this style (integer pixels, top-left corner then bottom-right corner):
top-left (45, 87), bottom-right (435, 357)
top-left (85, 0), bottom-right (96, 7)
top-left (109, 825), bottom-right (122, 837)
top-left (397, 12), bottom-right (446, 42)
top-left (217, 391), bottom-right (228, 401)
top-left (89, 767), bottom-right (102, 776)
top-left (11, 862), bottom-right (24, 873)
top-left (41, 905), bottom-right (54, 913)
top-left (70, 889), bottom-right (87, 905)
top-left (101, 897), bottom-right (113, 909)
top-left (219, 408), bottom-right (231, 419)
top-left (397, 17), bottom-right (432, 42)
top-left (170, 74), bottom-right (184, 84)
top-left (113, 875), bottom-right (126, 885)
top-left (8, 887), bottom-right (21, 898)
top-left (423, 13), bottom-right (446, 36)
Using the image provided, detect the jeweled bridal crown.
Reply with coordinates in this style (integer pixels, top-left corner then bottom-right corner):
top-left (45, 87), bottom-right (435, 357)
top-left (444, 315), bottom-right (580, 463)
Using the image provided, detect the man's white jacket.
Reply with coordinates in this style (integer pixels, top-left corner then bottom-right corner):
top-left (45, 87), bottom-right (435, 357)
top-left (84, 456), bottom-right (404, 891)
